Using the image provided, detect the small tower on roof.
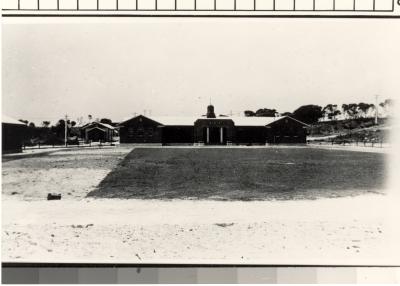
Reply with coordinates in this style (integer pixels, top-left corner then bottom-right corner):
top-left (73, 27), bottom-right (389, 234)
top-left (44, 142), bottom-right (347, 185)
top-left (206, 101), bottom-right (216, 118)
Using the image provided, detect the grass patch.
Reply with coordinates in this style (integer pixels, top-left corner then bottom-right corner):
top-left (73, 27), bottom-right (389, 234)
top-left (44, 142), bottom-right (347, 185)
top-left (88, 147), bottom-right (387, 200)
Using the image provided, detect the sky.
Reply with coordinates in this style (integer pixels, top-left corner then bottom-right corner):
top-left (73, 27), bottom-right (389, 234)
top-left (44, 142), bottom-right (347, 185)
top-left (2, 19), bottom-right (399, 125)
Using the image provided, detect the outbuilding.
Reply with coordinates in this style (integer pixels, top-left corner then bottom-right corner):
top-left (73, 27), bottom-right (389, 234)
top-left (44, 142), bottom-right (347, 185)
top-left (80, 122), bottom-right (116, 143)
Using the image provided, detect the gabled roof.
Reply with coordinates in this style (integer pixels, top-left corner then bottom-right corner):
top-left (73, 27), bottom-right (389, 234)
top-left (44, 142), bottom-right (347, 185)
top-left (2, 115), bottom-right (26, 125)
top-left (80, 121), bottom-right (115, 130)
top-left (86, 126), bottom-right (108, 133)
top-left (283, 116), bottom-right (310, 127)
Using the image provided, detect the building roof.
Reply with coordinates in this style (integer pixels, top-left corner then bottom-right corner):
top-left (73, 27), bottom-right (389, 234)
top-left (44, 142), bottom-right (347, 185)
top-left (228, 116), bottom-right (281, 126)
top-left (80, 121), bottom-right (115, 130)
top-left (2, 115), bottom-right (26, 125)
top-left (119, 114), bottom-right (308, 127)
top-left (150, 116), bottom-right (199, 126)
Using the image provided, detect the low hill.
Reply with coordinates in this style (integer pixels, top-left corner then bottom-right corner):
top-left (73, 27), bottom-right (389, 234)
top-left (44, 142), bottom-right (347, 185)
top-left (308, 117), bottom-right (391, 143)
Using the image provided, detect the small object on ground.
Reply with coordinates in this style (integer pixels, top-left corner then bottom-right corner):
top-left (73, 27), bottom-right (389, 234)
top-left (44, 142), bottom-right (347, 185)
top-left (47, 193), bottom-right (61, 200)
top-left (11, 192), bottom-right (19, 195)
top-left (215, 223), bottom-right (234, 228)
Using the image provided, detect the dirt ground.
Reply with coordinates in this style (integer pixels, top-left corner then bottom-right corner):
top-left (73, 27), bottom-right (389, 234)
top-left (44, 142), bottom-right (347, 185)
top-left (2, 145), bottom-right (399, 264)
top-left (2, 146), bottom-right (133, 200)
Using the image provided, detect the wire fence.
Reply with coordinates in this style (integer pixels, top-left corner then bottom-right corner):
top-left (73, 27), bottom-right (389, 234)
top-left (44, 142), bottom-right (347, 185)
top-left (22, 141), bottom-right (118, 150)
top-left (308, 139), bottom-right (389, 148)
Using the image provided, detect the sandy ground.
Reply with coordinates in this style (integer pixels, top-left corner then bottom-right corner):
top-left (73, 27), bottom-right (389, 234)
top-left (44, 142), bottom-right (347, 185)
top-left (2, 146), bottom-right (133, 200)
top-left (2, 195), bottom-right (400, 265)
top-left (2, 145), bottom-right (399, 265)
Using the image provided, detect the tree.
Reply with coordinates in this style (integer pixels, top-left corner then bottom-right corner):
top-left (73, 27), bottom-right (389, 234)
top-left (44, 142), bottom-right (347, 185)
top-left (100, 118), bottom-right (113, 125)
top-left (292, 105), bottom-right (323, 124)
top-left (342, 103), bottom-right (358, 119)
top-left (323, 104), bottom-right (341, 120)
top-left (53, 119), bottom-right (69, 138)
top-left (28, 122), bottom-right (36, 128)
top-left (348, 104), bottom-right (359, 119)
top-left (342, 104), bottom-right (349, 119)
top-left (19, 119), bottom-right (29, 125)
top-left (357, 102), bottom-right (374, 118)
top-left (255, 108), bottom-right (278, 117)
top-left (244, 110), bottom-right (256, 117)
top-left (42, 121), bottom-right (51, 128)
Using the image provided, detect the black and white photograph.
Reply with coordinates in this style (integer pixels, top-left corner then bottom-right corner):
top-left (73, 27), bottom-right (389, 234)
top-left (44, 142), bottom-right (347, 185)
top-left (1, 6), bottom-right (400, 267)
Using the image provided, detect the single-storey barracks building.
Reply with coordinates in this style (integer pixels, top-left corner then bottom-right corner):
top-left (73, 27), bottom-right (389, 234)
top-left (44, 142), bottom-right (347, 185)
top-left (119, 105), bottom-right (309, 145)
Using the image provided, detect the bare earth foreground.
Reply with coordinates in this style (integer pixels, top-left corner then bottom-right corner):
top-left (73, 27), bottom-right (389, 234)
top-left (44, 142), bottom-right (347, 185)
top-left (2, 145), bottom-right (400, 265)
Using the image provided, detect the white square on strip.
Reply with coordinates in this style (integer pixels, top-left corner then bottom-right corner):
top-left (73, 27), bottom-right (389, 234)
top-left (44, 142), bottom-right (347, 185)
top-left (315, 0), bottom-right (333, 10)
top-left (176, 0), bottom-right (194, 10)
top-left (275, 0), bottom-right (294, 10)
top-left (99, 0), bottom-right (117, 9)
top-left (20, 0), bottom-right (38, 9)
top-left (177, 0), bottom-right (195, 9)
top-left (40, 0), bottom-right (57, 9)
top-left (256, 0), bottom-right (273, 10)
top-left (355, 0), bottom-right (374, 10)
top-left (236, 0), bottom-right (254, 9)
top-left (60, 0), bottom-right (77, 9)
top-left (3, 0), bottom-right (19, 9)
top-left (295, 0), bottom-right (313, 10)
top-left (119, 0), bottom-right (136, 9)
top-left (375, 0), bottom-right (393, 10)
top-left (335, 0), bottom-right (353, 10)
top-left (158, 0), bottom-right (175, 9)
top-left (137, 0), bottom-right (156, 9)
top-left (196, 0), bottom-right (214, 10)
top-left (216, 0), bottom-right (234, 10)
top-left (78, 0), bottom-right (97, 9)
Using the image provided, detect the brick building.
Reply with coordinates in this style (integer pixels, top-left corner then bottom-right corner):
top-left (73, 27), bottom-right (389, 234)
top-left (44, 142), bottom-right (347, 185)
top-left (119, 105), bottom-right (308, 145)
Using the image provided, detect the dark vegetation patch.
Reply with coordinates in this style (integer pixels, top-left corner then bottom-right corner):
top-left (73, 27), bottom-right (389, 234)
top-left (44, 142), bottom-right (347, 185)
top-left (88, 147), bottom-right (387, 201)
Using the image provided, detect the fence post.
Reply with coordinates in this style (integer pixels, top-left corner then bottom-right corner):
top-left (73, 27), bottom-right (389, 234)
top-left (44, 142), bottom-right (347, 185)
top-left (38, 142), bottom-right (40, 149)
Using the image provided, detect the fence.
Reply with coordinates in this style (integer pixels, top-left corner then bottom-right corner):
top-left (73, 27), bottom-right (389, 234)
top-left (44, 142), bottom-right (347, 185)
top-left (308, 139), bottom-right (389, 149)
top-left (23, 140), bottom-right (118, 150)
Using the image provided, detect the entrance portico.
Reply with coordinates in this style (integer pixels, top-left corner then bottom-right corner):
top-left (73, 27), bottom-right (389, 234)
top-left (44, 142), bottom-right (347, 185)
top-left (195, 118), bottom-right (234, 145)
top-left (204, 126), bottom-right (227, 144)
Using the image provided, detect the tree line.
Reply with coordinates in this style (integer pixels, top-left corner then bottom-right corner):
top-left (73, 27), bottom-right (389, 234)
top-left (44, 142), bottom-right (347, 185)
top-left (244, 99), bottom-right (393, 124)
